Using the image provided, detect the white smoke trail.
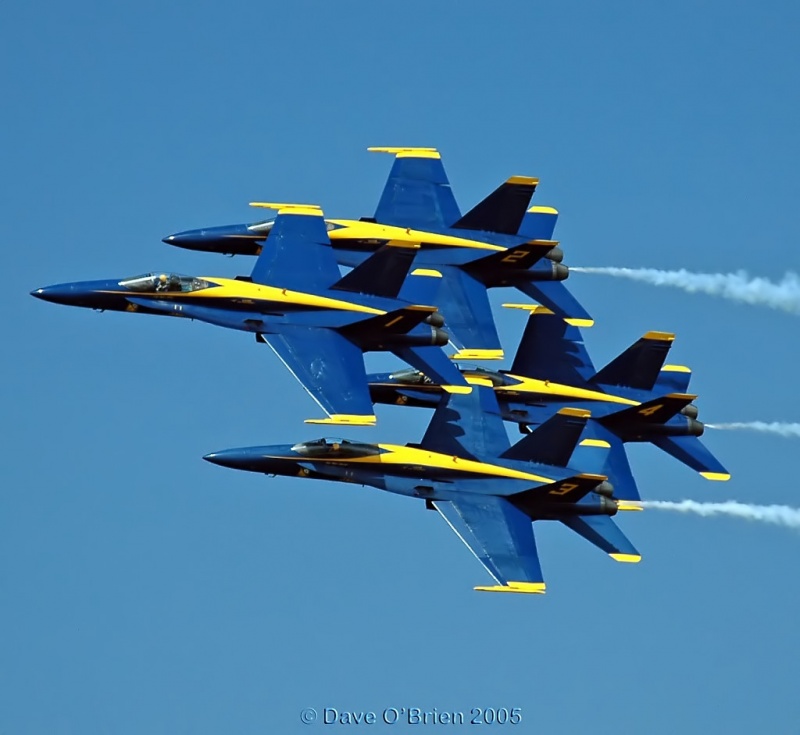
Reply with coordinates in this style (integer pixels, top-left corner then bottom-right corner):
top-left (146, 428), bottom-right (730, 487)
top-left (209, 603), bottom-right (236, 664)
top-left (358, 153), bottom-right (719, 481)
top-left (571, 267), bottom-right (800, 315)
top-left (643, 500), bottom-right (800, 530)
top-left (706, 422), bottom-right (800, 438)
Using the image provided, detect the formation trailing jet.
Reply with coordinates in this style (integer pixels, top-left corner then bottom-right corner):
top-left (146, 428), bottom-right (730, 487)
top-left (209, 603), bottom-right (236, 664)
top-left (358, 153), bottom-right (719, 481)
top-left (204, 386), bottom-right (642, 594)
top-left (31, 204), bottom-right (470, 426)
top-left (163, 147), bottom-right (592, 360)
top-left (367, 306), bottom-right (730, 487)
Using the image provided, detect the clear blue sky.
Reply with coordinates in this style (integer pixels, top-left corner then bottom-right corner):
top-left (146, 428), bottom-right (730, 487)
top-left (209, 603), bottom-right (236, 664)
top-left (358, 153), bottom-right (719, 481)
top-left (3, 1), bottom-right (799, 733)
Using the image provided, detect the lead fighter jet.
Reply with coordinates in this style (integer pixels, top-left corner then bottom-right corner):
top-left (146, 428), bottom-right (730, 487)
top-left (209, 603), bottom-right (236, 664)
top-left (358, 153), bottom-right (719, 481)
top-left (204, 387), bottom-right (642, 594)
top-left (31, 204), bottom-right (470, 425)
top-left (164, 147), bottom-right (591, 360)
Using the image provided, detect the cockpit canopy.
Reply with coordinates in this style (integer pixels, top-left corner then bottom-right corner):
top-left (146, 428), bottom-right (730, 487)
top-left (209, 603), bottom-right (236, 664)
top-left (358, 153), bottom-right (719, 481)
top-left (291, 437), bottom-right (382, 458)
top-left (247, 219), bottom-right (337, 234)
top-left (119, 273), bottom-right (213, 293)
top-left (389, 368), bottom-right (434, 386)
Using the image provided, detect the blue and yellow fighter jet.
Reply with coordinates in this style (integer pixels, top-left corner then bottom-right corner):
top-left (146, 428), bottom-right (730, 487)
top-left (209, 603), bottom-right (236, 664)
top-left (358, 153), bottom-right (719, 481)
top-left (163, 147), bottom-right (592, 360)
top-left (367, 307), bottom-right (730, 486)
top-left (30, 204), bottom-right (471, 426)
top-left (203, 386), bottom-right (642, 593)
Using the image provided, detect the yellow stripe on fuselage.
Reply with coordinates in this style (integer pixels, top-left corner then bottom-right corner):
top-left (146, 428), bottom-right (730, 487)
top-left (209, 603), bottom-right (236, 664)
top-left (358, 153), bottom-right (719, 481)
top-left (326, 219), bottom-right (507, 251)
top-left (492, 374), bottom-right (639, 407)
top-left (108, 278), bottom-right (385, 315)
top-left (331, 444), bottom-right (555, 483)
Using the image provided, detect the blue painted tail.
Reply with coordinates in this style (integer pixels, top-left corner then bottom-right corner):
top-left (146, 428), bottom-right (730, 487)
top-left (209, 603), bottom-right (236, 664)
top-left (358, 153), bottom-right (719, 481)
top-left (451, 176), bottom-right (538, 235)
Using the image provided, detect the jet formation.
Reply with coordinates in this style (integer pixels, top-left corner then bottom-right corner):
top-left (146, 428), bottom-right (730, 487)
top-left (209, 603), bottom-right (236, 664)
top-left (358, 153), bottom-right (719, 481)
top-left (31, 147), bottom-right (729, 594)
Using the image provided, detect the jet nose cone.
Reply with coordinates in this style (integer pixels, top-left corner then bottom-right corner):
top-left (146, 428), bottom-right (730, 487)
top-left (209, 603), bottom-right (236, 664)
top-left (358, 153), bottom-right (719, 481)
top-left (30, 284), bottom-right (77, 304)
top-left (203, 448), bottom-right (255, 471)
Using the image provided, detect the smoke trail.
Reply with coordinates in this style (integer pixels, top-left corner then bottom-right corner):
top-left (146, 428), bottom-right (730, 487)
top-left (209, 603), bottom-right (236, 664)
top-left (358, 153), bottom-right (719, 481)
top-left (571, 267), bottom-right (800, 315)
top-left (643, 500), bottom-right (800, 530)
top-left (706, 422), bottom-right (800, 438)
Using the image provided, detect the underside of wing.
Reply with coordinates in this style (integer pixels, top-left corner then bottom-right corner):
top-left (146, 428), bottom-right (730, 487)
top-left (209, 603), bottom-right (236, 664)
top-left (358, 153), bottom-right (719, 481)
top-left (260, 326), bottom-right (376, 425)
top-left (433, 495), bottom-right (546, 593)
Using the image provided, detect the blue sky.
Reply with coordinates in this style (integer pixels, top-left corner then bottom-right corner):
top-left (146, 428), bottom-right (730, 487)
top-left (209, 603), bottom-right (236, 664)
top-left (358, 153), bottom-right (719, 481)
top-left (3, 1), bottom-right (799, 732)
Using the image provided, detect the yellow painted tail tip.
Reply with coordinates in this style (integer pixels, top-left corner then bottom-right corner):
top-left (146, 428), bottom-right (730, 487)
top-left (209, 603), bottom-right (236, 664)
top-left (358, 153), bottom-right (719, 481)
top-left (410, 268), bottom-right (443, 278)
top-left (367, 146), bottom-right (440, 159)
top-left (474, 582), bottom-right (546, 594)
top-left (304, 415), bottom-right (377, 426)
top-left (700, 472), bottom-right (731, 482)
top-left (557, 407), bottom-right (591, 418)
top-left (527, 205), bottom-right (559, 215)
top-left (564, 318), bottom-right (595, 328)
top-left (450, 349), bottom-right (504, 361)
top-left (610, 553), bottom-right (642, 563)
top-left (579, 438), bottom-right (611, 448)
top-left (643, 331), bottom-right (676, 341)
top-left (501, 303), bottom-right (554, 314)
top-left (662, 364), bottom-right (692, 373)
top-left (441, 385), bottom-right (473, 395)
top-left (505, 175), bottom-right (539, 186)
top-left (616, 501), bottom-right (644, 512)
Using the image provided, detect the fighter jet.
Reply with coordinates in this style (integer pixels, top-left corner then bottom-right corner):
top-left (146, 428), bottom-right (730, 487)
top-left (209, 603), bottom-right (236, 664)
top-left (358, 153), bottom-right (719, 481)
top-left (203, 386), bottom-right (642, 594)
top-left (163, 147), bottom-right (592, 360)
top-left (31, 204), bottom-right (470, 426)
top-left (367, 306), bottom-right (730, 484)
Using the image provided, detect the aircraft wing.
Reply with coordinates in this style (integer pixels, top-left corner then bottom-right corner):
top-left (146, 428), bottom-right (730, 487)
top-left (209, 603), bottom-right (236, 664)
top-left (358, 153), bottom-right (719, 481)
top-left (507, 305), bottom-right (596, 384)
top-left (369, 147), bottom-right (461, 230)
top-left (419, 386), bottom-right (510, 460)
top-left (259, 325), bottom-right (376, 425)
top-left (248, 204), bottom-right (342, 291)
top-left (433, 495), bottom-right (546, 593)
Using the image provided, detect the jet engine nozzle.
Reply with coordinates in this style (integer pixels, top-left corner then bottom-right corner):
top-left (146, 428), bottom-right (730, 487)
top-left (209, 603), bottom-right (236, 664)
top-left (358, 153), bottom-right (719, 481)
top-left (545, 246), bottom-right (564, 263)
top-left (595, 481), bottom-right (615, 498)
top-left (424, 312), bottom-right (446, 328)
top-left (552, 262), bottom-right (569, 281)
top-left (688, 418), bottom-right (704, 436)
top-left (681, 404), bottom-right (699, 420)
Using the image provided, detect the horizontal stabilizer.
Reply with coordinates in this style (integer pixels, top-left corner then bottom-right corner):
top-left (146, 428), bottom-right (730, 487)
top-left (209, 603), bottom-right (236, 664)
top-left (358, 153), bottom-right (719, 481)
top-left (651, 435), bottom-right (731, 481)
top-left (517, 206), bottom-right (559, 240)
top-left (591, 331), bottom-right (675, 391)
top-left (332, 243), bottom-right (418, 298)
top-left (501, 407), bottom-right (590, 466)
top-left (560, 515), bottom-right (640, 562)
top-left (433, 496), bottom-right (546, 592)
top-left (369, 147), bottom-right (461, 230)
top-left (451, 176), bottom-right (538, 235)
top-left (465, 239), bottom-right (556, 277)
top-left (515, 280), bottom-right (593, 326)
top-left (510, 473), bottom-right (608, 510)
top-left (419, 385), bottom-right (509, 459)
top-left (601, 394), bottom-right (696, 430)
top-left (509, 306), bottom-right (595, 384)
top-left (340, 305), bottom-right (436, 344)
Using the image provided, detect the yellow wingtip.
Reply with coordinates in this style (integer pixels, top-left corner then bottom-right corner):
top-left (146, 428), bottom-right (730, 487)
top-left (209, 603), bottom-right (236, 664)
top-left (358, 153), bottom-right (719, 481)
top-left (304, 414), bottom-right (377, 426)
top-left (610, 553), bottom-right (642, 563)
top-left (564, 318), bottom-right (595, 328)
top-left (450, 349), bottom-right (504, 361)
top-left (700, 472), bottom-right (731, 481)
top-left (249, 202), bottom-right (323, 216)
top-left (501, 303), bottom-right (555, 314)
top-left (367, 146), bottom-right (440, 159)
top-left (474, 581), bottom-right (546, 594)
